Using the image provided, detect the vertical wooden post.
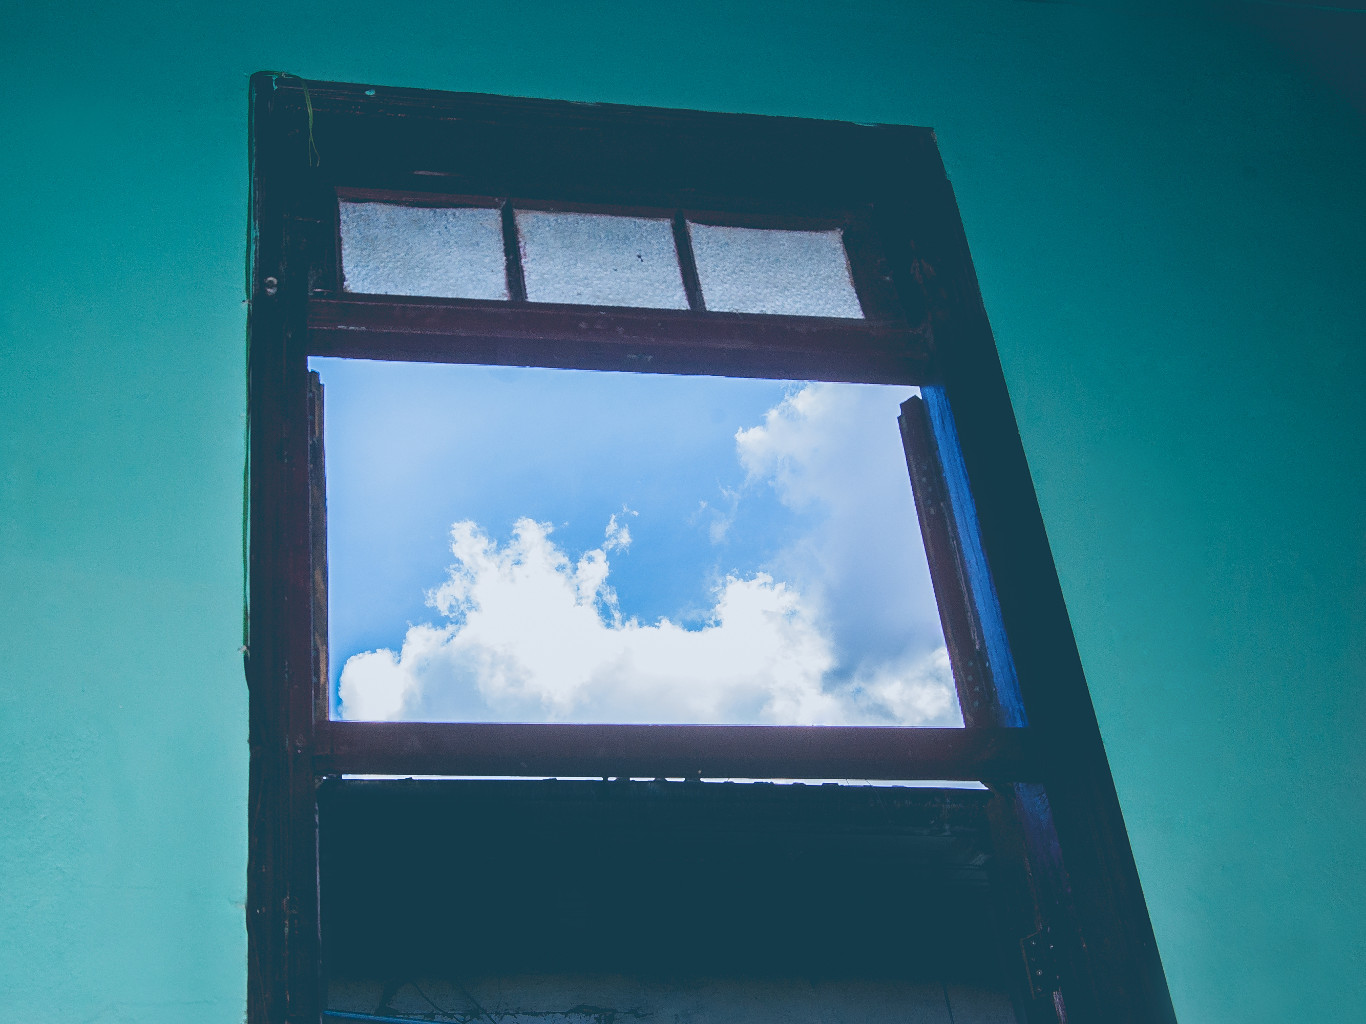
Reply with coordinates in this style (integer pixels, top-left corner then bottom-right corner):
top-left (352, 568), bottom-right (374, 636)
top-left (247, 71), bottom-right (323, 1024)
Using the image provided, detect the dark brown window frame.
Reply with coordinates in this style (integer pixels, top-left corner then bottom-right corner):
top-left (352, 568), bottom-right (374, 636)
top-left (247, 73), bottom-right (1176, 1024)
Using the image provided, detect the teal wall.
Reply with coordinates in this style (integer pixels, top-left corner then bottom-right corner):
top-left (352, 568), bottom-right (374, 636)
top-left (2, 2), bottom-right (1362, 1021)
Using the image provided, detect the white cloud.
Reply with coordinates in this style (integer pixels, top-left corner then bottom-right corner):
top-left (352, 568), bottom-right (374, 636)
top-left (338, 382), bottom-right (960, 727)
top-left (691, 486), bottom-right (740, 545)
top-left (734, 382), bottom-right (949, 678)
top-left (603, 509), bottom-right (634, 552)
top-left (339, 517), bottom-right (956, 726)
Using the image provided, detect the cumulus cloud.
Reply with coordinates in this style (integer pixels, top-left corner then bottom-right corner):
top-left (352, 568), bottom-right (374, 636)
top-left (735, 382), bottom-right (949, 677)
top-left (342, 518), bottom-right (815, 723)
top-left (338, 382), bottom-right (960, 727)
top-left (339, 516), bottom-right (955, 725)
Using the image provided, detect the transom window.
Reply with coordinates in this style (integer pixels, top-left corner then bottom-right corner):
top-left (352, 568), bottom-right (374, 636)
top-left (337, 193), bottom-right (869, 318)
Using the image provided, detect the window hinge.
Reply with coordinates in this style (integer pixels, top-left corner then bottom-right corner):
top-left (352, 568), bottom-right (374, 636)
top-left (1021, 927), bottom-right (1060, 1000)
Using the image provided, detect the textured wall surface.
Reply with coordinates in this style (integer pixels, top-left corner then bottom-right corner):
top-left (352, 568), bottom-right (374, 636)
top-left (1, 2), bottom-right (1362, 1022)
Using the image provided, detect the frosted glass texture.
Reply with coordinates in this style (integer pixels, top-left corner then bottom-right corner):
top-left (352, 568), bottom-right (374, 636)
top-left (517, 211), bottom-right (689, 309)
top-left (339, 201), bottom-right (508, 300)
top-left (689, 223), bottom-right (864, 318)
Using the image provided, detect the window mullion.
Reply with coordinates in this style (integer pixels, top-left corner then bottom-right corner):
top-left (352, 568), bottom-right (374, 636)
top-left (499, 199), bottom-right (528, 302)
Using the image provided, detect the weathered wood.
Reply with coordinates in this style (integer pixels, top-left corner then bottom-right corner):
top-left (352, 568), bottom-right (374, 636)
top-left (905, 395), bottom-right (1072, 1020)
top-left (245, 73), bottom-right (287, 1024)
top-left (259, 76), bottom-right (924, 217)
top-left (247, 73), bottom-right (323, 1024)
top-left (307, 295), bottom-right (931, 383)
top-left (315, 721), bottom-right (1038, 782)
top-left (671, 211), bottom-right (705, 312)
top-left (499, 199), bottom-right (527, 303)
top-left (307, 374), bottom-right (330, 730)
top-left (904, 392), bottom-right (1079, 1021)
top-left (900, 395), bottom-right (996, 726)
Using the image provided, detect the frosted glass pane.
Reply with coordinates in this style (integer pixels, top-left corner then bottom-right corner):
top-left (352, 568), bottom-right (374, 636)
top-left (517, 211), bottom-right (689, 309)
top-left (339, 201), bottom-right (508, 300)
top-left (689, 223), bottom-right (864, 318)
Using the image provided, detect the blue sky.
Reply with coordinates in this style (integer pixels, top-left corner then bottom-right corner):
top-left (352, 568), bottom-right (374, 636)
top-left (312, 357), bottom-right (959, 726)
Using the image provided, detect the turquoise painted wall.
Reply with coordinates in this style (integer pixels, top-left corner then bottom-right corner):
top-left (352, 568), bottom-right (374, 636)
top-left (2, 2), bottom-right (1362, 1021)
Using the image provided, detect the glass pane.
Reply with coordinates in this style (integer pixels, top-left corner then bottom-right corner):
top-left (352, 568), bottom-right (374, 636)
top-left (689, 223), bottom-right (864, 318)
top-left (516, 211), bottom-right (689, 309)
top-left (313, 359), bottom-right (960, 727)
top-left (338, 201), bottom-right (508, 300)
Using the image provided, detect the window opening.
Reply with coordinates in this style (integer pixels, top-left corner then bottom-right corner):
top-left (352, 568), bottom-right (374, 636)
top-left (313, 357), bottom-right (961, 728)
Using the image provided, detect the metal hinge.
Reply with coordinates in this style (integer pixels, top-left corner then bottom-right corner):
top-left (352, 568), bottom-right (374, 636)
top-left (1021, 927), bottom-right (1060, 1000)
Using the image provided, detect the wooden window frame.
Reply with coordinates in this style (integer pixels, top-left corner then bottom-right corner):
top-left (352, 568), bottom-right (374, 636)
top-left (246, 73), bottom-right (1176, 1024)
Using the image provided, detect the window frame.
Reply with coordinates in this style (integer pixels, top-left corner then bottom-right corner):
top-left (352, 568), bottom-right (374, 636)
top-left (247, 73), bottom-right (1175, 1024)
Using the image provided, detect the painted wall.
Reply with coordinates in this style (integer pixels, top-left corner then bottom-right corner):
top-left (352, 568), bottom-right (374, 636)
top-left (2, 2), bottom-right (1362, 1021)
